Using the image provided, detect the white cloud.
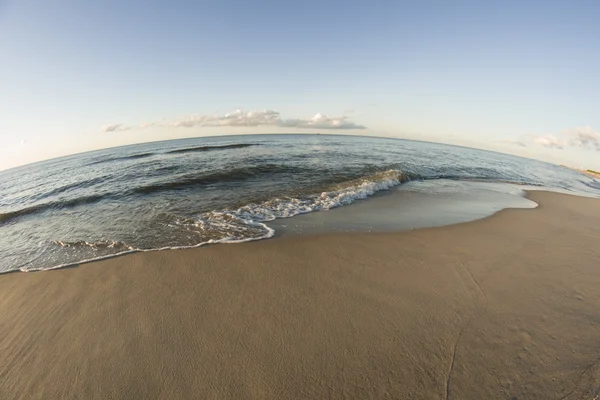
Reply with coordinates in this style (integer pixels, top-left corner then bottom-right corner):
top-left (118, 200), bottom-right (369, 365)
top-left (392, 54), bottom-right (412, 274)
top-left (531, 126), bottom-right (600, 151)
top-left (278, 113), bottom-right (365, 129)
top-left (564, 126), bottom-right (600, 150)
top-left (533, 135), bottom-right (569, 149)
top-left (100, 123), bottom-right (131, 133)
top-left (171, 110), bottom-right (282, 128)
top-left (101, 109), bottom-right (366, 132)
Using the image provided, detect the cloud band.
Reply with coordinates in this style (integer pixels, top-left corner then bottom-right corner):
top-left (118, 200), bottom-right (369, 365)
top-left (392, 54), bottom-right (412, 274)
top-left (101, 110), bottom-right (365, 132)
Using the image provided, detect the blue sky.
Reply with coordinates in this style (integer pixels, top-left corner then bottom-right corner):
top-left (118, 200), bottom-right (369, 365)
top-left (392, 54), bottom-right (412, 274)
top-left (1, 0), bottom-right (599, 170)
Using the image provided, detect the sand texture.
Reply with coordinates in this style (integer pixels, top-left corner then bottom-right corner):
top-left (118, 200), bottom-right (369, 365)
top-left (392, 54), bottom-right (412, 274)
top-left (1, 191), bottom-right (600, 399)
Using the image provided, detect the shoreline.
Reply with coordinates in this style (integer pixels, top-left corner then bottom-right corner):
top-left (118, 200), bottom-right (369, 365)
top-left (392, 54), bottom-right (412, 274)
top-left (1, 191), bottom-right (600, 398)
top-left (5, 181), bottom-right (538, 274)
top-left (268, 180), bottom-right (537, 238)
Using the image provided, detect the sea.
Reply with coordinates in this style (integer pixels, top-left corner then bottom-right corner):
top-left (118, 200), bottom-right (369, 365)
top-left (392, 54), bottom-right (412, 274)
top-left (1, 134), bottom-right (599, 273)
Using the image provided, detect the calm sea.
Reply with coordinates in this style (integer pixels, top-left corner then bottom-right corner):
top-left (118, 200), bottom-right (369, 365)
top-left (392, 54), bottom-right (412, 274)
top-left (1, 134), bottom-right (598, 273)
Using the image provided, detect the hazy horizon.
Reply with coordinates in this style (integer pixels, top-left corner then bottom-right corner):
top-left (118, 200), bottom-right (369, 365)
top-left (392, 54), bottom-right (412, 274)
top-left (0, 132), bottom-right (584, 174)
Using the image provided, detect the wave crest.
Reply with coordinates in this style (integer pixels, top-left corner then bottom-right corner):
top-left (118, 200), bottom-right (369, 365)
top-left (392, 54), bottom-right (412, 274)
top-left (0, 194), bottom-right (110, 225)
top-left (234, 169), bottom-right (408, 221)
top-left (166, 143), bottom-right (257, 154)
top-left (175, 169), bottom-right (409, 244)
top-left (132, 164), bottom-right (302, 195)
top-left (85, 143), bottom-right (258, 166)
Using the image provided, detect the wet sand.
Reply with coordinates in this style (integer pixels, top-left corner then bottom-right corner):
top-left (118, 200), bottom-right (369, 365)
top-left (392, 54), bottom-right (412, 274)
top-left (1, 191), bottom-right (599, 399)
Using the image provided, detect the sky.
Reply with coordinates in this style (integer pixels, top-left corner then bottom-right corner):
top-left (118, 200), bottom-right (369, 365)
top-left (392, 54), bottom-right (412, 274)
top-left (1, 0), bottom-right (599, 171)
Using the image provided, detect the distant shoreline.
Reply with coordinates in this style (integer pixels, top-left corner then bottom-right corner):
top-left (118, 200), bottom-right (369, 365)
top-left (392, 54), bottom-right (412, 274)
top-left (560, 164), bottom-right (600, 178)
top-left (584, 169), bottom-right (600, 178)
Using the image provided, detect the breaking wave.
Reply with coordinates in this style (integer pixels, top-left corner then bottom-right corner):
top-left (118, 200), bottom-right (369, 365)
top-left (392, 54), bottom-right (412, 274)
top-left (177, 169), bottom-right (408, 243)
top-left (19, 169), bottom-right (408, 272)
top-left (151, 170), bottom-right (402, 243)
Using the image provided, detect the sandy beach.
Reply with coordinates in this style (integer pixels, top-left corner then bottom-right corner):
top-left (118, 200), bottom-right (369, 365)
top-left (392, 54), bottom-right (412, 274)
top-left (1, 190), bottom-right (599, 399)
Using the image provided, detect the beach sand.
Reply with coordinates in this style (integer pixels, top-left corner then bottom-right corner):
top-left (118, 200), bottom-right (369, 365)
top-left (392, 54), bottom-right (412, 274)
top-left (1, 191), bottom-right (599, 399)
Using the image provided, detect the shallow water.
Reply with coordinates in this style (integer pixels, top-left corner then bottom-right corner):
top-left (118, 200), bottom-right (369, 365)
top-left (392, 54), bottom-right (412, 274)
top-left (0, 134), bottom-right (598, 273)
top-left (268, 179), bottom-right (539, 236)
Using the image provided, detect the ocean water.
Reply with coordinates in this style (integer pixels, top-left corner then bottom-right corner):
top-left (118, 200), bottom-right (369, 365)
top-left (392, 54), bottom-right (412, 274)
top-left (0, 134), bottom-right (598, 273)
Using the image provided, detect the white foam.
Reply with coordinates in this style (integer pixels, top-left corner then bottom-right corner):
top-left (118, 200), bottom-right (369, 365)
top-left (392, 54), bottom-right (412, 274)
top-left (54, 239), bottom-right (135, 251)
top-left (179, 169), bottom-right (405, 244)
top-left (19, 224), bottom-right (276, 273)
top-left (230, 169), bottom-right (404, 221)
